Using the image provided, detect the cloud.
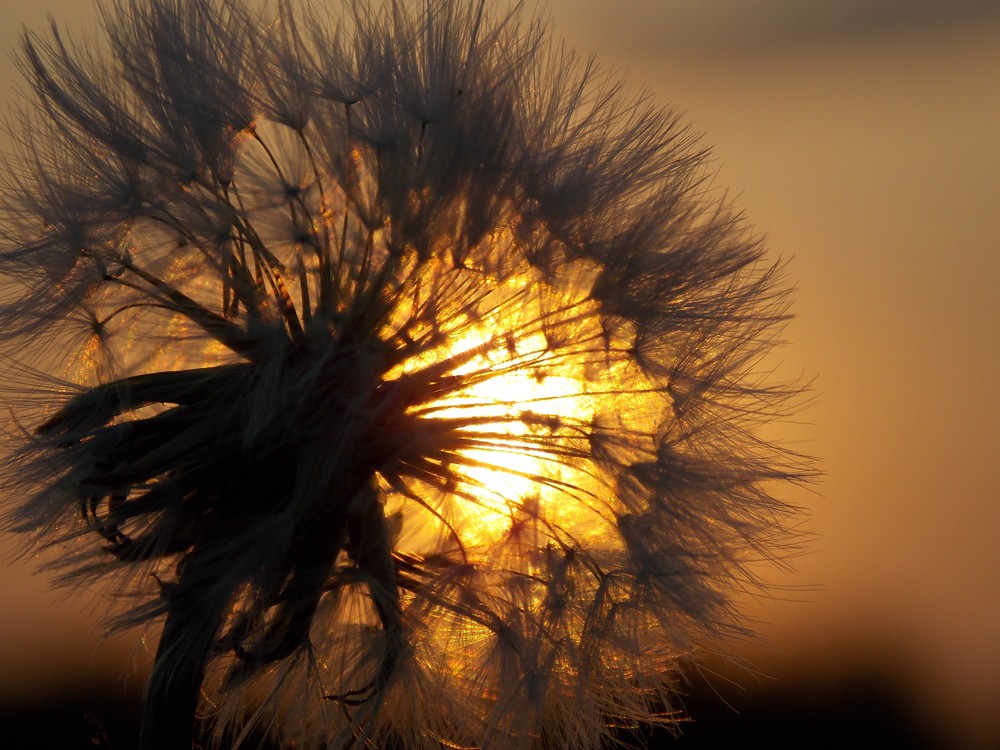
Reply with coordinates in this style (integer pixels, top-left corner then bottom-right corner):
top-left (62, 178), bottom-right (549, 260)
top-left (552, 0), bottom-right (1000, 58)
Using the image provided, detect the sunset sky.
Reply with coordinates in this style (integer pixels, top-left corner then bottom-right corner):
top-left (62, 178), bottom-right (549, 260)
top-left (2, 1), bottom-right (999, 747)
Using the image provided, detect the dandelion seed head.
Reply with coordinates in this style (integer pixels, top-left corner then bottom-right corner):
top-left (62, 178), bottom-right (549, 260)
top-left (0, 1), bottom-right (812, 749)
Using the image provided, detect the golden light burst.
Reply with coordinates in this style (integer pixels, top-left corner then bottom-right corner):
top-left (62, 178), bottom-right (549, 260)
top-left (380, 257), bottom-right (657, 561)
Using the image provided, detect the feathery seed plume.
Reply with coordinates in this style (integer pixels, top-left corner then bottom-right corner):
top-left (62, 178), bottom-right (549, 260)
top-left (0, 1), bottom-right (812, 748)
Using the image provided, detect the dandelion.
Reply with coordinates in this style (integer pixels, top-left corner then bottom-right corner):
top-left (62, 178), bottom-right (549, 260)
top-left (0, 1), bottom-right (811, 749)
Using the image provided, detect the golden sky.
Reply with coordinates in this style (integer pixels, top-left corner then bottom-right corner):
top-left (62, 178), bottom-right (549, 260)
top-left (2, 1), bottom-right (999, 747)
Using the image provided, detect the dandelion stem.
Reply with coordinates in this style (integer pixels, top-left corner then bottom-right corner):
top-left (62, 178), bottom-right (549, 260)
top-left (140, 533), bottom-right (234, 750)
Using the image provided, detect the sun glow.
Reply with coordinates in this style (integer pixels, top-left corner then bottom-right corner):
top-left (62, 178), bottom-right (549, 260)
top-left (384, 268), bottom-right (638, 560)
top-left (427, 329), bottom-right (596, 541)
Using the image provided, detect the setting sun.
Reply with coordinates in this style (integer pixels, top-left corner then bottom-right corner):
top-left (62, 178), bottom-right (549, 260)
top-left (410, 326), bottom-right (597, 541)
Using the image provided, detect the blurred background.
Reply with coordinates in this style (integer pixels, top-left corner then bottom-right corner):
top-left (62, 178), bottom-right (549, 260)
top-left (2, 1), bottom-right (999, 747)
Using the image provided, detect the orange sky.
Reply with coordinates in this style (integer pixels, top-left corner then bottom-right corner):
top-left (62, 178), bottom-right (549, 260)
top-left (2, 2), bottom-right (1000, 747)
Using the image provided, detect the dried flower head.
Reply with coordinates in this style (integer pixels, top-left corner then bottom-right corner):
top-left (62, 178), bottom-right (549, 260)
top-left (0, 1), bottom-right (811, 748)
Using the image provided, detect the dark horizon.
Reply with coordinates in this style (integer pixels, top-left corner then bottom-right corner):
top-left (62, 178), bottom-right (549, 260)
top-left (0, 655), bottom-right (956, 750)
